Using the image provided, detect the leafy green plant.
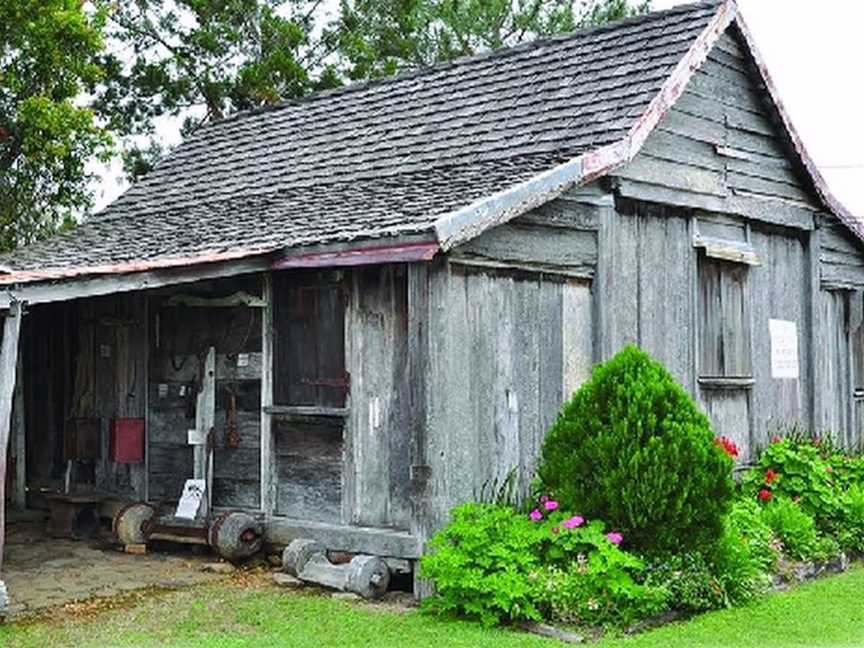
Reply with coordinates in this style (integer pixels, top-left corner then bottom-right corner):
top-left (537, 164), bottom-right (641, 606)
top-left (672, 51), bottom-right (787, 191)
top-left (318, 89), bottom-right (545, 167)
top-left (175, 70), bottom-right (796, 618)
top-left (538, 345), bottom-right (734, 554)
top-left (837, 485), bottom-right (864, 554)
top-left (420, 503), bottom-right (546, 626)
top-left (725, 499), bottom-right (779, 572)
top-left (709, 506), bottom-right (773, 605)
top-left (743, 437), bottom-right (844, 533)
top-left (759, 497), bottom-right (826, 561)
top-left (642, 552), bottom-right (726, 613)
top-left (420, 499), bottom-right (661, 627)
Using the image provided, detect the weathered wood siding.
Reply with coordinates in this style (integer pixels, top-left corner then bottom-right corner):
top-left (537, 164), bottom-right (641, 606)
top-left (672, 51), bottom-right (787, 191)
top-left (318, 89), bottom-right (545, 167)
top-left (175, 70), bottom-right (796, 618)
top-left (749, 228), bottom-right (811, 443)
top-left (420, 196), bottom-right (608, 526)
top-left (345, 265), bottom-right (412, 530)
top-left (595, 27), bottom-right (864, 455)
top-left (598, 199), bottom-right (695, 387)
top-left (612, 31), bottom-right (822, 231)
top-left (820, 218), bottom-right (864, 290)
top-left (814, 291), bottom-right (852, 441)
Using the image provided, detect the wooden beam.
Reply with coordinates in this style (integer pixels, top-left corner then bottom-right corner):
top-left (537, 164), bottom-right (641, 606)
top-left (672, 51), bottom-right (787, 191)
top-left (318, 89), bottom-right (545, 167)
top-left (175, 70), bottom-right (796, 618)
top-left (0, 255), bottom-right (273, 309)
top-left (12, 350), bottom-right (24, 509)
top-left (274, 242), bottom-right (438, 270)
top-left (193, 347), bottom-right (216, 519)
top-left (260, 274), bottom-right (275, 516)
top-left (0, 301), bottom-right (23, 614)
top-left (264, 517), bottom-right (423, 559)
top-left (613, 178), bottom-right (816, 232)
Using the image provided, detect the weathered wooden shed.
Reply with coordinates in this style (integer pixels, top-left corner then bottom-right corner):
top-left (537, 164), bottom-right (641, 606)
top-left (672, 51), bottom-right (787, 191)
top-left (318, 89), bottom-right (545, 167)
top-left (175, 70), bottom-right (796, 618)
top-left (0, 0), bottom-right (861, 605)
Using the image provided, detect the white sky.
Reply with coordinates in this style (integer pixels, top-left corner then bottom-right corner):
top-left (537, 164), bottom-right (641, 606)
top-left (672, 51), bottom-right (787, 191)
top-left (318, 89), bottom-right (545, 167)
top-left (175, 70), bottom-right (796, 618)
top-left (93, 0), bottom-right (864, 219)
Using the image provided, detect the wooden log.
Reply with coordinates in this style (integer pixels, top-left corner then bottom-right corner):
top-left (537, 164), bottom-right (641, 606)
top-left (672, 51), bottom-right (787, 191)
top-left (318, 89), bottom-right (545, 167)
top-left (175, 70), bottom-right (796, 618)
top-left (282, 538), bottom-right (390, 599)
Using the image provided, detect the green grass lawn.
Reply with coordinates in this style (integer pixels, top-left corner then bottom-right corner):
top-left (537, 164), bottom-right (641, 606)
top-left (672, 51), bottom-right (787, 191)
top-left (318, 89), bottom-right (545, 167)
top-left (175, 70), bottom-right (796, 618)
top-left (3, 566), bottom-right (864, 648)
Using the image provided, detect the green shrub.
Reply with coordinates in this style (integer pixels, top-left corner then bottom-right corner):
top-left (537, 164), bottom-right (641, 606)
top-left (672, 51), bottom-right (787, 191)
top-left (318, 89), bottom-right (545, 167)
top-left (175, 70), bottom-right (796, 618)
top-left (759, 497), bottom-right (825, 561)
top-left (420, 501), bottom-right (663, 627)
top-left (641, 503), bottom-right (774, 613)
top-left (537, 345), bottom-right (734, 554)
top-left (642, 552), bottom-right (726, 612)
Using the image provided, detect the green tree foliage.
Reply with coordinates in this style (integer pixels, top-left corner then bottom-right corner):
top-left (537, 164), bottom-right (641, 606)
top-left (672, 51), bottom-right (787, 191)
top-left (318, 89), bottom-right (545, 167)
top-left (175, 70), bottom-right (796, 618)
top-left (331, 0), bottom-right (650, 80)
top-left (0, 0), bottom-right (112, 251)
top-left (537, 345), bottom-right (734, 555)
top-left (93, 0), bottom-right (343, 181)
top-left (97, 0), bottom-right (649, 181)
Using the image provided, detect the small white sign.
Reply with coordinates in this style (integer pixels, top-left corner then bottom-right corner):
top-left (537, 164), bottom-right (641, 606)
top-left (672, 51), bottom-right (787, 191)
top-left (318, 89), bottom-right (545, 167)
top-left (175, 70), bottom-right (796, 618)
top-left (100, 344), bottom-right (112, 358)
top-left (158, 383), bottom-right (169, 399)
top-left (237, 353), bottom-right (249, 368)
top-left (187, 428), bottom-right (206, 445)
top-left (769, 319), bottom-right (799, 379)
top-left (175, 479), bottom-right (206, 519)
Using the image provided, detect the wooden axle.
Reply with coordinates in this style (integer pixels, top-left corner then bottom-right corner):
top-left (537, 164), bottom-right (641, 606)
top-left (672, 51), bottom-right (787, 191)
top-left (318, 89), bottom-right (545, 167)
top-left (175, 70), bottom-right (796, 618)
top-left (282, 538), bottom-right (390, 600)
top-left (113, 504), bottom-right (262, 562)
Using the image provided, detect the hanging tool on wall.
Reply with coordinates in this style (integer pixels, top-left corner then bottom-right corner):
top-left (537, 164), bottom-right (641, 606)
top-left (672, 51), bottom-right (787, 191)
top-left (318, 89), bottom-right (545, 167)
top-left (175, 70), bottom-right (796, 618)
top-left (225, 388), bottom-right (240, 449)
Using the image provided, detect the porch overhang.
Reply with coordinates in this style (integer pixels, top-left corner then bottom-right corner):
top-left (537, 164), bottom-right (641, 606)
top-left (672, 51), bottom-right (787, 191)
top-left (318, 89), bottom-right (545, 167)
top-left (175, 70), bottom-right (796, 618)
top-left (0, 235), bottom-right (441, 309)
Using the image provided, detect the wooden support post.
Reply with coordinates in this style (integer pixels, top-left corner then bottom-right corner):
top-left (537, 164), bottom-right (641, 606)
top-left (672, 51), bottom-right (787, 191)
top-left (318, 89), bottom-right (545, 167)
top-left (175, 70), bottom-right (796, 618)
top-left (194, 347), bottom-right (216, 519)
top-left (260, 274), bottom-right (275, 516)
top-left (12, 351), bottom-right (24, 510)
top-left (0, 302), bottom-right (24, 615)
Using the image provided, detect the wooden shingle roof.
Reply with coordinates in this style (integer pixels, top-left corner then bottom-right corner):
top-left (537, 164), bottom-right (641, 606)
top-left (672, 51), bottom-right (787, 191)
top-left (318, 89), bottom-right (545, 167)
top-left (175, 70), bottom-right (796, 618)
top-left (0, 0), bottom-right (853, 288)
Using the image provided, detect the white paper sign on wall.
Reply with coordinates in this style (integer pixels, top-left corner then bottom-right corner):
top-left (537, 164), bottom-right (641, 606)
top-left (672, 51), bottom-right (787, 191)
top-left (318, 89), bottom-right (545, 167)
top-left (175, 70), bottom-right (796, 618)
top-left (769, 319), bottom-right (799, 379)
top-left (175, 479), bottom-right (206, 519)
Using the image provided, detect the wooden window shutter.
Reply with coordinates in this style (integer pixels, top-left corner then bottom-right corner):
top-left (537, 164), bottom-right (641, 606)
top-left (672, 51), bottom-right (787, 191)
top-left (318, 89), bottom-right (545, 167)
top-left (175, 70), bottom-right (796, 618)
top-left (698, 254), bottom-right (752, 379)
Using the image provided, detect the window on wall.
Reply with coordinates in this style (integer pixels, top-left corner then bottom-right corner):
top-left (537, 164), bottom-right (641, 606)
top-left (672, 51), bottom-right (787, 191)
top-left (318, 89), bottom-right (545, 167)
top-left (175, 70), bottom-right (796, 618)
top-left (698, 253), bottom-right (753, 379)
top-left (272, 270), bottom-right (347, 408)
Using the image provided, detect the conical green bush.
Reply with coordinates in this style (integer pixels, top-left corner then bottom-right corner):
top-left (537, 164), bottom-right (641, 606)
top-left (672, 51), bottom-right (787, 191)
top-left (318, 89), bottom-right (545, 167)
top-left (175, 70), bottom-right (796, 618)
top-left (538, 345), bottom-right (734, 554)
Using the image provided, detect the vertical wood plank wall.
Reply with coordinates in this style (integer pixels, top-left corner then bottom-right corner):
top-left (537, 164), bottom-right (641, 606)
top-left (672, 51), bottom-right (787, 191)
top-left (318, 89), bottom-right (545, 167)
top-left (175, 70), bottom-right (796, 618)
top-left (345, 265), bottom-right (412, 530)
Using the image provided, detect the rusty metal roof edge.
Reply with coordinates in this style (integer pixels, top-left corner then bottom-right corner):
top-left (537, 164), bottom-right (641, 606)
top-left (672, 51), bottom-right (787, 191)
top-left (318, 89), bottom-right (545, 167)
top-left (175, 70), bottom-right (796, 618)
top-left (434, 1), bottom-right (736, 252)
top-left (731, 5), bottom-right (864, 242)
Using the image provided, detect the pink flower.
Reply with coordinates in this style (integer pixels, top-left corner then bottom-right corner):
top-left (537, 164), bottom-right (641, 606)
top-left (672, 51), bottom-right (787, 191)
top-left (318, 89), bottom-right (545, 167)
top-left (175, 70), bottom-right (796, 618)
top-left (551, 526), bottom-right (560, 535)
top-left (563, 516), bottom-right (584, 529)
top-left (529, 509), bottom-right (543, 521)
top-left (544, 500), bottom-right (559, 511)
top-left (606, 532), bottom-right (623, 545)
top-left (539, 495), bottom-right (549, 504)
top-left (771, 435), bottom-right (782, 444)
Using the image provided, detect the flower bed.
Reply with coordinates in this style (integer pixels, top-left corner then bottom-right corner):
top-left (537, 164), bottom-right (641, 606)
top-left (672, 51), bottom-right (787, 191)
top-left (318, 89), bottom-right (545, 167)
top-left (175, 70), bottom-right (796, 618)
top-left (419, 347), bottom-right (864, 640)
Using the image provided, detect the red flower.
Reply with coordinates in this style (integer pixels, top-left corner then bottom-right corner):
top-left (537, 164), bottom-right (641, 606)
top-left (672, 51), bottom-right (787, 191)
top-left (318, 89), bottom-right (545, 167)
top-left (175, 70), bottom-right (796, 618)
top-left (758, 489), bottom-right (773, 502)
top-left (765, 469), bottom-right (778, 484)
top-left (771, 435), bottom-right (782, 444)
top-left (714, 436), bottom-right (739, 458)
top-left (813, 437), bottom-right (822, 446)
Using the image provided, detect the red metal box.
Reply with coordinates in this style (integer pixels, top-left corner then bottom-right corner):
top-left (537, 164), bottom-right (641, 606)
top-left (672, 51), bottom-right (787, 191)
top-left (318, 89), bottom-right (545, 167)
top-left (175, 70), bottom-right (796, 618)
top-left (109, 418), bottom-right (145, 463)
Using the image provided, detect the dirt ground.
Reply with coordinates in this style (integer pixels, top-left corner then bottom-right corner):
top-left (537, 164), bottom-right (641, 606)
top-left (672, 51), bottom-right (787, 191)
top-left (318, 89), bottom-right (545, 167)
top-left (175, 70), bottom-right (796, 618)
top-left (4, 514), bottom-right (226, 620)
